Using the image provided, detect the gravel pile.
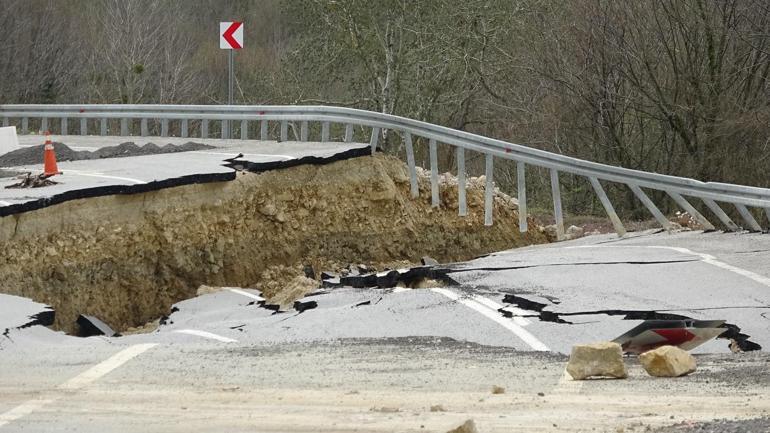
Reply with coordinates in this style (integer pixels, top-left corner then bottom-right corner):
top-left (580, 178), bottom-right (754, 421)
top-left (0, 141), bottom-right (215, 167)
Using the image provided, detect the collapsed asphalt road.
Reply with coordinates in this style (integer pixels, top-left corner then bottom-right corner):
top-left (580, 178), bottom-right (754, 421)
top-left (2, 230), bottom-right (770, 432)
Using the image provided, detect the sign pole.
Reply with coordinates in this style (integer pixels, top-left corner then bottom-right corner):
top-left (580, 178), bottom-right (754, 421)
top-left (220, 20), bottom-right (243, 139)
top-left (226, 49), bottom-right (234, 138)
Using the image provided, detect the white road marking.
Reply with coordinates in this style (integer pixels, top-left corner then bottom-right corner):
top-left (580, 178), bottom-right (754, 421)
top-left (554, 368), bottom-right (583, 393)
top-left (63, 169), bottom-right (147, 184)
top-left (431, 288), bottom-right (549, 351)
top-left (471, 295), bottom-right (532, 326)
top-left (570, 245), bottom-right (770, 288)
top-left (174, 329), bottom-right (238, 343)
top-left (228, 288), bottom-right (265, 302)
top-left (0, 343), bottom-right (156, 429)
top-left (0, 200), bottom-right (11, 206)
top-left (193, 151), bottom-right (296, 160)
top-left (0, 399), bottom-right (55, 429)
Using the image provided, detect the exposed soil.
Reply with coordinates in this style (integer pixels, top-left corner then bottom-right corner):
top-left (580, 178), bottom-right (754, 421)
top-left (0, 141), bottom-right (215, 167)
top-left (0, 154), bottom-right (547, 333)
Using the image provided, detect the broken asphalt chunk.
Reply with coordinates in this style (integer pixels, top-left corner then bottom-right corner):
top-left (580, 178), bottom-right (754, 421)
top-left (293, 300), bottom-right (318, 313)
top-left (76, 315), bottom-right (117, 337)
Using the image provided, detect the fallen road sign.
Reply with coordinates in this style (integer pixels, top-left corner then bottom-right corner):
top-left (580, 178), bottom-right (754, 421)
top-left (613, 319), bottom-right (727, 354)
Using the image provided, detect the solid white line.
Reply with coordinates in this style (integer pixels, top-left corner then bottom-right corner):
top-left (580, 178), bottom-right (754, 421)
top-left (571, 245), bottom-right (770, 288)
top-left (431, 288), bottom-right (549, 351)
top-left (228, 288), bottom-right (265, 302)
top-left (471, 295), bottom-right (532, 326)
top-left (0, 344), bottom-right (156, 429)
top-left (174, 329), bottom-right (238, 343)
top-left (64, 170), bottom-right (147, 184)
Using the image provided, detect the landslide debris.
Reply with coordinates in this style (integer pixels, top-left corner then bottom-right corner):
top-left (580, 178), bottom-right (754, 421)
top-left (0, 154), bottom-right (547, 333)
top-left (0, 141), bottom-right (214, 166)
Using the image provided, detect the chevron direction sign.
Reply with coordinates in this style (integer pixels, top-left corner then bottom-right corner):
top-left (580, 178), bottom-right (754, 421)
top-left (220, 22), bottom-right (243, 50)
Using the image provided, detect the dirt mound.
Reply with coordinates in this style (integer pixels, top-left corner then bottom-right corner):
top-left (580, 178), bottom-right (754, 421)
top-left (0, 154), bottom-right (547, 332)
top-left (0, 141), bottom-right (214, 167)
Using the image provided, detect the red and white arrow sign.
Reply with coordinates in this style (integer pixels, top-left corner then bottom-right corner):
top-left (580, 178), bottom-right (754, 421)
top-left (220, 21), bottom-right (243, 50)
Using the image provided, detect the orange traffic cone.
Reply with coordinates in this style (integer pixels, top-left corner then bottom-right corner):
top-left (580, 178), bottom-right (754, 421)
top-left (43, 131), bottom-right (61, 176)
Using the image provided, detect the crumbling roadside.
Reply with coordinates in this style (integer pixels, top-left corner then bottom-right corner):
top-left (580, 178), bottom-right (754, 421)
top-left (0, 154), bottom-right (547, 333)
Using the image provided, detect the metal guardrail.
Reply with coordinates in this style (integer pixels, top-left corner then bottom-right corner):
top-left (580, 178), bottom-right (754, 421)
top-left (2, 104), bottom-right (769, 238)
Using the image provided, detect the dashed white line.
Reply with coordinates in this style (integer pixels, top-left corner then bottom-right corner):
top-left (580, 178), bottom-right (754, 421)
top-left (173, 329), bottom-right (238, 343)
top-left (431, 288), bottom-right (549, 351)
top-left (554, 368), bottom-right (583, 393)
top-left (228, 288), bottom-right (266, 302)
top-left (0, 343), bottom-right (157, 429)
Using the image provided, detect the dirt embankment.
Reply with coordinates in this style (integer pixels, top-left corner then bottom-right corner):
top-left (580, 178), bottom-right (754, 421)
top-left (0, 154), bottom-right (547, 332)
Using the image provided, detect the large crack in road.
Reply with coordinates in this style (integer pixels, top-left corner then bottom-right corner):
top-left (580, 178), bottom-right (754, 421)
top-left (497, 292), bottom-right (764, 352)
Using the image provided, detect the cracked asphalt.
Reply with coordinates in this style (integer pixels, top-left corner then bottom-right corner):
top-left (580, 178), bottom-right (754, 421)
top-left (2, 229), bottom-right (770, 432)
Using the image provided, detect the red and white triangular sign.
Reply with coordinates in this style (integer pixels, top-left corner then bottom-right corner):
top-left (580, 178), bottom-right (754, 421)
top-left (220, 22), bottom-right (243, 50)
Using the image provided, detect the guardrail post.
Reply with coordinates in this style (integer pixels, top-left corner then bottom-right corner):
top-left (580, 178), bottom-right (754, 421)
top-left (628, 184), bottom-right (672, 231)
top-left (140, 118), bottom-right (148, 137)
top-left (41, 117), bottom-right (48, 133)
top-left (201, 119), bottom-right (208, 138)
top-left (429, 138), bottom-right (439, 207)
top-left (765, 208), bottom-right (770, 229)
top-left (370, 127), bottom-right (380, 155)
top-left (80, 118), bottom-right (87, 136)
top-left (300, 121), bottom-right (308, 141)
top-left (61, 118), bottom-right (67, 135)
top-left (517, 162), bottom-right (528, 233)
top-left (280, 121), bottom-right (288, 141)
top-left (589, 177), bottom-right (626, 237)
top-left (221, 120), bottom-right (228, 139)
top-left (550, 169), bottom-right (565, 240)
top-left (666, 191), bottom-right (715, 231)
top-left (485, 154), bottom-right (494, 226)
top-left (404, 132), bottom-right (419, 198)
top-left (735, 204), bottom-right (762, 232)
top-left (321, 121), bottom-right (330, 142)
top-left (2, 117), bottom-right (8, 127)
top-left (260, 120), bottom-right (268, 140)
top-left (21, 117), bottom-right (28, 134)
top-left (457, 147), bottom-right (467, 216)
top-left (100, 118), bottom-right (107, 136)
top-left (180, 119), bottom-right (188, 138)
top-left (241, 120), bottom-right (248, 140)
top-left (344, 124), bottom-right (353, 142)
top-left (121, 118), bottom-right (129, 136)
top-left (702, 198), bottom-right (741, 232)
top-left (161, 119), bottom-right (169, 137)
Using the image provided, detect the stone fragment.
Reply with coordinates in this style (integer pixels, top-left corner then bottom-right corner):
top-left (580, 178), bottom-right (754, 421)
top-left (566, 341), bottom-right (627, 380)
top-left (430, 404), bottom-right (446, 412)
top-left (491, 385), bottom-right (505, 394)
top-left (421, 256), bottom-right (439, 266)
top-left (565, 225), bottom-right (584, 240)
top-left (447, 419), bottom-right (478, 433)
top-left (639, 345), bottom-right (696, 377)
